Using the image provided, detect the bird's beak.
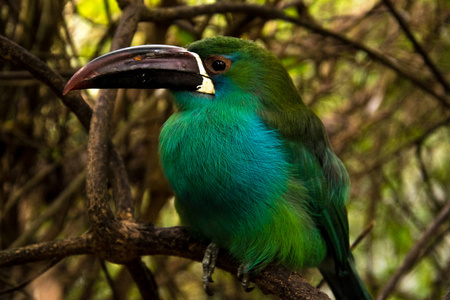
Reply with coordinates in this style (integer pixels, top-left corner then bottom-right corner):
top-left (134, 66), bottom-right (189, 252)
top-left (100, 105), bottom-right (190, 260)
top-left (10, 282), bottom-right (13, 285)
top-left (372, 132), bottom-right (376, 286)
top-left (63, 45), bottom-right (215, 95)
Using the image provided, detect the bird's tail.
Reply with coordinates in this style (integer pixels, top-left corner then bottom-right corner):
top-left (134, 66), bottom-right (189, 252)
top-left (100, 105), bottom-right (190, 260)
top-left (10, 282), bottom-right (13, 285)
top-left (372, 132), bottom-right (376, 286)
top-left (319, 258), bottom-right (372, 300)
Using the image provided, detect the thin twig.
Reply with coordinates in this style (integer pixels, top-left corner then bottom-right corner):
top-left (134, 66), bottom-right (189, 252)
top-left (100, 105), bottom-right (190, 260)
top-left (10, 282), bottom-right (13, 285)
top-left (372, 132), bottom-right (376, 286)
top-left (139, 3), bottom-right (449, 107)
top-left (377, 200), bottom-right (450, 300)
top-left (100, 260), bottom-right (121, 300)
top-left (4, 163), bottom-right (59, 215)
top-left (9, 171), bottom-right (86, 248)
top-left (104, 0), bottom-right (113, 26)
top-left (351, 220), bottom-right (376, 251)
top-left (0, 258), bottom-right (61, 296)
top-left (382, 0), bottom-right (449, 93)
top-left (61, 13), bottom-right (79, 66)
top-left (382, 173), bottom-right (426, 231)
top-left (125, 259), bottom-right (160, 300)
top-left (416, 144), bottom-right (442, 212)
top-left (356, 116), bottom-right (450, 177)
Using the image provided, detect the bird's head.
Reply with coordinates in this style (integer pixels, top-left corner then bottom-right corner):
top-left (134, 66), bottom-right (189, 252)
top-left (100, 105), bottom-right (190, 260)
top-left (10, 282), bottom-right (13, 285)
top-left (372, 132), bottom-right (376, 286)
top-left (64, 36), bottom-right (302, 111)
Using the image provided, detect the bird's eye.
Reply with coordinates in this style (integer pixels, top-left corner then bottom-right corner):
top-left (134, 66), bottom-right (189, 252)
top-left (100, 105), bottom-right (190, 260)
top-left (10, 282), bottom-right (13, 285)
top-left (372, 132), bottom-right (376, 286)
top-left (212, 60), bottom-right (226, 71)
top-left (205, 55), bottom-right (231, 75)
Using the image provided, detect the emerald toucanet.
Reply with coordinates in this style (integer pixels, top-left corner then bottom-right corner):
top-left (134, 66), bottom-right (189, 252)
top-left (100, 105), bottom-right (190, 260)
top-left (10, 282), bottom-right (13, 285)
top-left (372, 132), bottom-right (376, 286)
top-left (64, 36), bottom-right (372, 300)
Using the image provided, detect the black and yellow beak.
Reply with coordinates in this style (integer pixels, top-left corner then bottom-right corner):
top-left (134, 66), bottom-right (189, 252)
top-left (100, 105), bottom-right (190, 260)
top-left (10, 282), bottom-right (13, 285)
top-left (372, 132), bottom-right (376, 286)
top-left (63, 45), bottom-right (215, 95)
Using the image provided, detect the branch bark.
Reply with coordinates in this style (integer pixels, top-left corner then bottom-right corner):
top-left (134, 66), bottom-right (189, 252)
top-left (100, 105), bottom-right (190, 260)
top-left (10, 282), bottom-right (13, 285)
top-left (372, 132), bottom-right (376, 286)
top-left (86, 1), bottom-right (142, 237)
top-left (0, 236), bottom-right (94, 267)
top-left (0, 226), bottom-right (330, 300)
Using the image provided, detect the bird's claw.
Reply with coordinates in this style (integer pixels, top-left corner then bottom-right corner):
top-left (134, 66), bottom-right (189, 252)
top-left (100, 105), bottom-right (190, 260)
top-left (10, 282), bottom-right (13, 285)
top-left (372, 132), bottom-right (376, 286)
top-left (237, 263), bottom-right (255, 293)
top-left (202, 243), bottom-right (219, 296)
top-left (202, 245), bottom-right (255, 294)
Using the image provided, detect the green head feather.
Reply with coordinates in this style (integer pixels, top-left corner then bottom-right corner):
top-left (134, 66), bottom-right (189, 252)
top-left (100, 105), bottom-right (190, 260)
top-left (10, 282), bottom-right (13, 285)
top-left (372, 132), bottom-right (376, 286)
top-left (186, 37), bottom-right (305, 111)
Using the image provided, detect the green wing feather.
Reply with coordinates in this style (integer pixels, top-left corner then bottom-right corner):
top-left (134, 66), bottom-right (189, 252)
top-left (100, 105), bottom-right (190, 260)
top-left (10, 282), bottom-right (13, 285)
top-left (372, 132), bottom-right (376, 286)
top-left (260, 106), bottom-right (351, 266)
top-left (261, 104), bottom-right (372, 300)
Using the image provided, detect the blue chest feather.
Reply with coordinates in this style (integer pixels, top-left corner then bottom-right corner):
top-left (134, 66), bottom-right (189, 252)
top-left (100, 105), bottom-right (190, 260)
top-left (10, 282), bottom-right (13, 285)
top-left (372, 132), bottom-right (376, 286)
top-left (159, 104), bottom-right (290, 241)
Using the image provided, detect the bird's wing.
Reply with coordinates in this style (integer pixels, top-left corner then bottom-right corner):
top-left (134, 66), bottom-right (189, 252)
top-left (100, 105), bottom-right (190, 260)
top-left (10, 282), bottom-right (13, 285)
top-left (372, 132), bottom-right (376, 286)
top-left (261, 108), bottom-right (351, 267)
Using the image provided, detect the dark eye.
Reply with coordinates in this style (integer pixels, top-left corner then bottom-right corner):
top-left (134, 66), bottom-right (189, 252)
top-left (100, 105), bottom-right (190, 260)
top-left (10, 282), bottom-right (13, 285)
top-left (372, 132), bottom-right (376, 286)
top-left (212, 60), bottom-right (226, 71)
top-left (205, 55), bottom-right (232, 75)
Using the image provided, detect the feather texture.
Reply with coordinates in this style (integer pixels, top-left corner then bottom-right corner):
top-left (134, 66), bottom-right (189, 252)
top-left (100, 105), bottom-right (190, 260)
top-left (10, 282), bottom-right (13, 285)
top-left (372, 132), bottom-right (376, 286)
top-left (160, 94), bottom-right (327, 270)
top-left (159, 37), bottom-right (371, 299)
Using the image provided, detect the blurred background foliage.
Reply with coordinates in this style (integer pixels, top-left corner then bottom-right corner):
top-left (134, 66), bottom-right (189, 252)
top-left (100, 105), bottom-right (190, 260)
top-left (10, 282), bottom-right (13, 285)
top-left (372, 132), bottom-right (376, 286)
top-left (0, 0), bottom-right (449, 299)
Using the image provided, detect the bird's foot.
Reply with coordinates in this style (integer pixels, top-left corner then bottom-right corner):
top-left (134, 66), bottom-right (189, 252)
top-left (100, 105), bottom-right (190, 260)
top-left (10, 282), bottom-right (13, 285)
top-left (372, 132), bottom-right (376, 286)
top-left (237, 263), bottom-right (255, 293)
top-left (202, 243), bottom-right (219, 296)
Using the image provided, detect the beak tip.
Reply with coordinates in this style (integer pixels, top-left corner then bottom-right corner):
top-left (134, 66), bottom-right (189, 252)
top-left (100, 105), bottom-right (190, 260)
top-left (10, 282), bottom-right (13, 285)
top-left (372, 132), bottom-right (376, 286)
top-left (62, 87), bottom-right (70, 95)
top-left (63, 77), bottom-right (85, 95)
top-left (63, 82), bottom-right (76, 95)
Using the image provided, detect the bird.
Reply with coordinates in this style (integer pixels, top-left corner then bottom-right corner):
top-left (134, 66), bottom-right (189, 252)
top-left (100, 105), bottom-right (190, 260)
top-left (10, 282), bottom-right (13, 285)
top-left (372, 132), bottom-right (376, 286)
top-left (64, 36), bottom-right (372, 300)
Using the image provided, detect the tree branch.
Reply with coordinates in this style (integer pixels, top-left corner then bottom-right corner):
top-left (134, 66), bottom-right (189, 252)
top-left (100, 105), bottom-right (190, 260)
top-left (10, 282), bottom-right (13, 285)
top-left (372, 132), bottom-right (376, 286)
top-left (100, 260), bottom-right (121, 300)
top-left (356, 116), bottom-right (450, 177)
top-left (377, 200), bottom-right (450, 300)
top-left (0, 35), bottom-right (93, 129)
top-left (9, 171), bottom-right (86, 248)
top-left (0, 258), bottom-right (61, 296)
top-left (381, 0), bottom-right (449, 93)
top-left (0, 226), bottom-right (330, 300)
top-left (0, 236), bottom-right (93, 268)
top-left (85, 0), bottom-right (142, 237)
top-left (85, 3), bottom-right (159, 298)
top-left (125, 259), bottom-right (160, 300)
top-left (109, 1), bottom-right (143, 220)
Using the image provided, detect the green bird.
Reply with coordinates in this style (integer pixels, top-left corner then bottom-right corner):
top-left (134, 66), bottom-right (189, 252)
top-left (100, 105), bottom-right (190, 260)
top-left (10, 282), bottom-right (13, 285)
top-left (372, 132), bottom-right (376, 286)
top-left (64, 36), bottom-right (372, 300)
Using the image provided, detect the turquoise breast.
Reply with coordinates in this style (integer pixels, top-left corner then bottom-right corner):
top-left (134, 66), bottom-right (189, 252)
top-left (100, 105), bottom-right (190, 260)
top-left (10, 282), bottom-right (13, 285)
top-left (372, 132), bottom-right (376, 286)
top-left (159, 105), bottom-right (290, 245)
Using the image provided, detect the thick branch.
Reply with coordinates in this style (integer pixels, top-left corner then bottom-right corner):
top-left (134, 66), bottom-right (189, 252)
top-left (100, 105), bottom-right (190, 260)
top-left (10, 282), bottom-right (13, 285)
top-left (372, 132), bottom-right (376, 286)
top-left (0, 226), bottom-right (329, 300)
top-left (110, 2), bottom-right (142, 220)
top-left (85, 3), bottom-right (157, 299)
top-left (0, 236), bottom-right (93, 267)
top-left (86, 1), bottom-right (142, 235)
